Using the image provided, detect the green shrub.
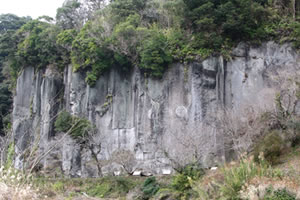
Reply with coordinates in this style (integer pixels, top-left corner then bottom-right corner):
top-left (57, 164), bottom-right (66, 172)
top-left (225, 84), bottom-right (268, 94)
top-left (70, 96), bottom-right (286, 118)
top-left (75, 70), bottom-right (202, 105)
top-left (86, 183), bottom-right (111, 198)
top-left (54, 111), bottom-right (73, 133)
top-left (71, 21), bottom-right (131, 87)
top-left (70, 117), bottom-right (91, 139)
top-left (54, 111), bottom-right (92, 140)
top-left (56, 29), bottom-right (77, 66)
top-left (171, 164), bottom-right (205, 199)
top-left (264, 188), bottom-right (296, 200)
top-left (171, 173), bottom-right (191, 192)
top-left (254, 130), bottom-right (285, 165)
top-left (85, 72), bottom-right (98, 87)
top-left (165, 28), bottom-right (187, 61)
top-left (52, 181), bottom-right (64, 192)
top-left (85, 177), bottom-right (136, 198)
top-left (114, 177), bottom-right (136, 194)
top-left (15, 20), bottom-right (64, 69)
top-left (142, 177), bottom-right (160, 200)
top-left (137, 27), bottom-right (172, 78)
top-left (56, 29), bottom-right (77, 48)
top-left (5, 142), bottom-right (15, 169)
top-left (181, 164), bottom-right (205, 180)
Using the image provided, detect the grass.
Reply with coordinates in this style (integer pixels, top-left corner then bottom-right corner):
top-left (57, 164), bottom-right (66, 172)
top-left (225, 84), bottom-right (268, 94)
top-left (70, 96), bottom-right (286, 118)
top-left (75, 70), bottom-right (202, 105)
top-left (218, 157), bottom-right (279, 199)
top-left (51, 181), bottom-right (64, 192)
top-left (32, 176), bottom-right (148, 199)
top-left (1, 147), bottom-right (300, 200)
top-left (193, 146), bottom-right (300, 200)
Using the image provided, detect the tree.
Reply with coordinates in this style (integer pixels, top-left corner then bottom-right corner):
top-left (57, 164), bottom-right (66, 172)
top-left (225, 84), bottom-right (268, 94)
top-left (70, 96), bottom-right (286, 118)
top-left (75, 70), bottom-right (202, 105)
top-left (84, 128), bottom-right (106, 177)
top-left (159, 0), bottom-right (186, 28)
top-left (56, 29), bottom-right (77, 66)
top-left (83, 0), bottom-right (108, 17)
top-left (183, 0), bottom-right (270, 42)
top-left (0, 14), bottom-right (31, 136)
top-left (71, 20), bottom-right (131, 86)
top-left (266, 69), bottom-right (300, 132)
top-left (137, 27), bottom-right (172, 78)
top-left (54, 110), bottom-right (107, 176)
top-left (0, 14), bottom-right (31, 35)
top-left (110, 14), bottom-right (141, 61)
top-left (162, 123), bottom-right (218, 172)
top-left (15, 20), bottom-right (63, 70)
top-left (216, 107), bottom-right (266, 156)
top-left (71, 21), bottom-right (114, 86)
top-left (109, 0), bottom-right (148, 26)
top-left (111, 149), bottom-right (137, 174)
top-left (56, 0), bottom-right (84, 30)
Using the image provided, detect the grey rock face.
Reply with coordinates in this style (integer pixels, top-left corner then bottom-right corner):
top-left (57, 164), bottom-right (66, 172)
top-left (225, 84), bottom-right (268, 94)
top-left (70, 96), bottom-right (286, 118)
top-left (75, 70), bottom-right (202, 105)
top-left (226, 42), bottom-right (300, 110)
top-left (13, 66), bottom-right (63, 170)
top-left (12, 42), bottom-right (300, 176)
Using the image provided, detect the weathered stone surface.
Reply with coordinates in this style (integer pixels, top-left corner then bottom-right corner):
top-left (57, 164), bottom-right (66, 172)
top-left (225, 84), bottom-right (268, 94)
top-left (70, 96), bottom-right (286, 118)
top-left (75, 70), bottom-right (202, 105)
top-left (13, 66), bottom-right (63, 170)
top-left (226, 42), bottom-right (300, 110)
top-left (12, 42), bottom-right (300, 176)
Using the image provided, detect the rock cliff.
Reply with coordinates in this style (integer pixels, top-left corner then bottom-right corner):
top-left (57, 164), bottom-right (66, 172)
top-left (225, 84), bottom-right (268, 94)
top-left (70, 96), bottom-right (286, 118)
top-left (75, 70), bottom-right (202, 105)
top-left (12, 42), bottom-right (300, 177)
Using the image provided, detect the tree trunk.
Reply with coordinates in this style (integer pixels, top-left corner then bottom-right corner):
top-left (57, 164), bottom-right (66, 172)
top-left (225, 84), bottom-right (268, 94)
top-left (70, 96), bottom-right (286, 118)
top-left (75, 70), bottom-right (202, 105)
top-left (292, 0), bottom-right (296, 20)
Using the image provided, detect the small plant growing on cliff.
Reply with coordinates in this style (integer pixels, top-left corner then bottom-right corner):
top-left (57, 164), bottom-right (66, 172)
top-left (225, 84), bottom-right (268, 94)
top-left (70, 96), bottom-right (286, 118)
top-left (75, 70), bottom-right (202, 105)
top-left (5, 142), bottom-right (15, 169)
top-left (54, 111), bottom-right (73, 132)
top-left (54, 111), bottom-right (92, 140)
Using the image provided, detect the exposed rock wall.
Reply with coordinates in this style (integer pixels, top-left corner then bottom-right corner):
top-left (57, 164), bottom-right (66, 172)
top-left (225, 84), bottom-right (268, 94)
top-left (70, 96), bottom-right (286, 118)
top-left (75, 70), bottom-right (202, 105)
top-left (12, 42), bottom-right (300, 176)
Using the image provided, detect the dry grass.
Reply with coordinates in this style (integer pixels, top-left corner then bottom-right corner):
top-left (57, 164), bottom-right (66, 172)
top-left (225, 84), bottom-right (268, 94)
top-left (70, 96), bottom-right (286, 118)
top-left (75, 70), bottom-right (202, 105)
top-left (276, 147), bottom-right (300, 181)
top-left (0, 182), bottom-right (40, 200)
top-left (0, 182), bottom-right (107, 200)
top-left (194, 147), bottom-right (300, 199)
top-left (240, 176), bottom-right (300, 199)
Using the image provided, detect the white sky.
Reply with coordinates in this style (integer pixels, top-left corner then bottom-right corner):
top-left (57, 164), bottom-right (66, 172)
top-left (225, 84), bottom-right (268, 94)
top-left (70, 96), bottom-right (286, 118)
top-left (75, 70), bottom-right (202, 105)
top-left (0, 0), bottom-right (65, 19)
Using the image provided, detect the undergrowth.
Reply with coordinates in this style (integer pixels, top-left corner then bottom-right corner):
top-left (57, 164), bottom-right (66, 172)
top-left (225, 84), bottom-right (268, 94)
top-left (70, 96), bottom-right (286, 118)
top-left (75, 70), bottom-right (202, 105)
top-left (264, 187), bottom-right (296, 200)
top-left (219, 156), bottom-right (282, 200)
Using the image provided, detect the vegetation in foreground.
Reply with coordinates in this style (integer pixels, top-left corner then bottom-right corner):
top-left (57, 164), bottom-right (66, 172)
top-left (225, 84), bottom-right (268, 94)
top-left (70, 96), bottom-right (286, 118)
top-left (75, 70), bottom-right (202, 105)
top-left (1, 145), bottom-right (300, 200)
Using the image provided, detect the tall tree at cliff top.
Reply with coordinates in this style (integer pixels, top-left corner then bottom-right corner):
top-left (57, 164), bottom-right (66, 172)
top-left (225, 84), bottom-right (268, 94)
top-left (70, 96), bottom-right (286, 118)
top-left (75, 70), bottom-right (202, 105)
top-left (56, 0), bottom-right (84, 30)
top-left (0, 14), bottom-right (31, 135)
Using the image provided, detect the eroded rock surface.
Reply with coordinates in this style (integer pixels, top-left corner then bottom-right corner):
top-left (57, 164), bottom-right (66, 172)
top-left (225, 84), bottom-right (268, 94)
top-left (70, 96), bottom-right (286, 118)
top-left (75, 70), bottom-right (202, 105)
top-left (12, 42), bottom-right (300, 176)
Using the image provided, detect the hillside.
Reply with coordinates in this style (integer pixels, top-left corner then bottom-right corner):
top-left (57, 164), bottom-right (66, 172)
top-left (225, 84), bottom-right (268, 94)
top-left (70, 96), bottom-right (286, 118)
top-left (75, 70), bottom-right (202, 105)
top-left (0, 0), bottom-right (300, 199)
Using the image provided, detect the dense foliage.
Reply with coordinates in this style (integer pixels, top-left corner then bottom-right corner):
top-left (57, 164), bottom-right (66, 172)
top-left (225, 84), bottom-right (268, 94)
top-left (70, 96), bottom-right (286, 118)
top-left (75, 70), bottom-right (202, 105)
top-left (0, 0), bottom-right (299, 88)
top-left (0, 14), bottom-right (31, 135)
top-left (15, 20), bottom-right (64, 70)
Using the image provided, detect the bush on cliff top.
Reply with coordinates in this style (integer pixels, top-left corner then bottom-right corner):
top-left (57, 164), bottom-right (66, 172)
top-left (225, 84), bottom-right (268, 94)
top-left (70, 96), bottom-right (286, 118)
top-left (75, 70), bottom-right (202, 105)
top-left (2, 0), bottom-right (300, 88)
